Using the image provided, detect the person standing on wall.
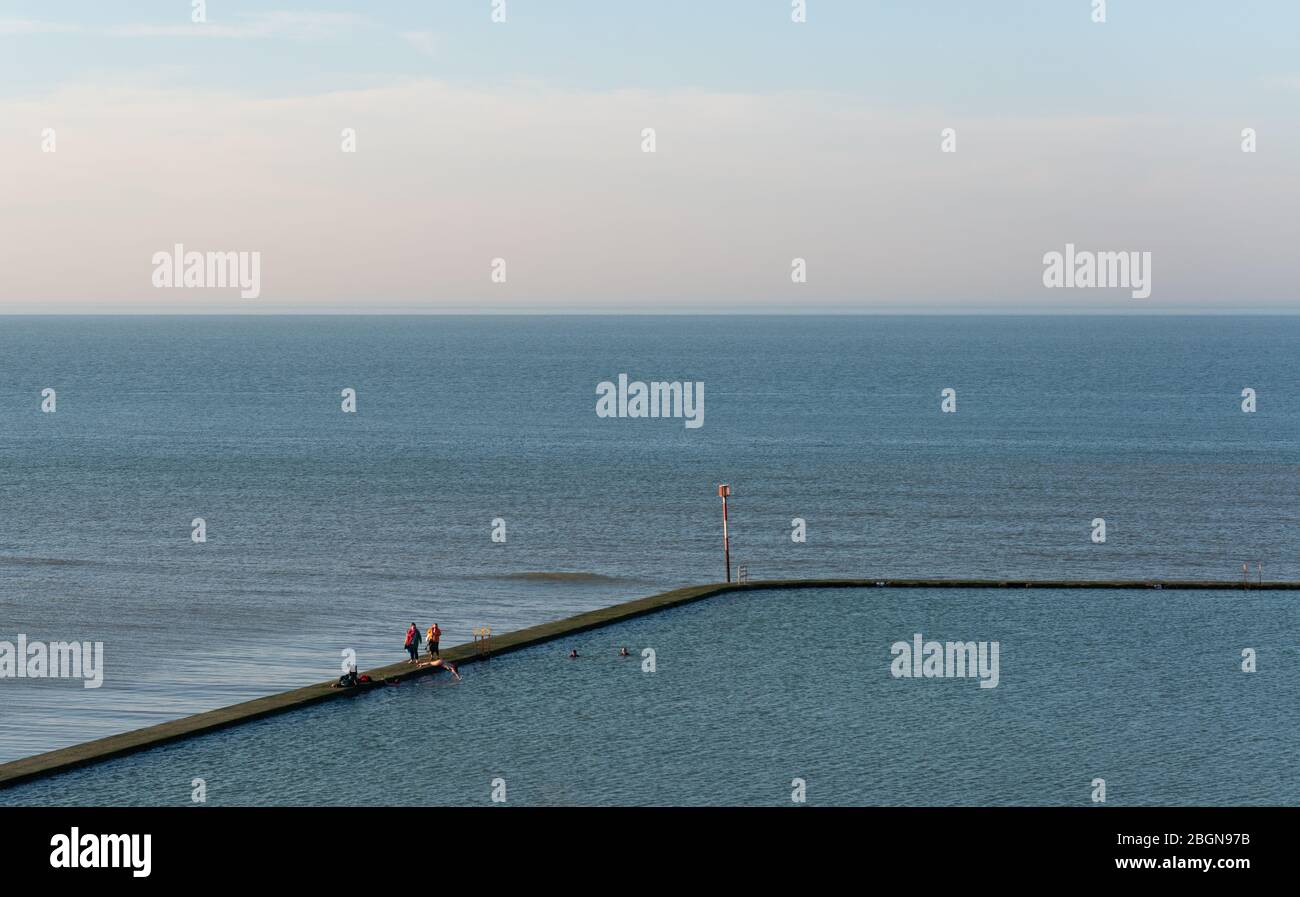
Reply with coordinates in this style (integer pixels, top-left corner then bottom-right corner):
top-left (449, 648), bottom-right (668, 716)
top-left (404, 622), bottom-right (421, 663)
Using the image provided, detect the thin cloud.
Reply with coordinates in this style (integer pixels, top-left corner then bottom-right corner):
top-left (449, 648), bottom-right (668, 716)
top-left (0, 19), bottom-right (80, 35)
top-left (402, 31), bottom-right (437, 57)
top-left (1261, 74), bottom-right (1300, 91)
top-left (109, 11), bottom-right (371, 40)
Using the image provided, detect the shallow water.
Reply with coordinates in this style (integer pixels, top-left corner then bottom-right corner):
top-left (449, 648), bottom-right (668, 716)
top-left (2, 315), bottom-right (1298, 763)
top-left (4, 586), bottom-right (1296, 806)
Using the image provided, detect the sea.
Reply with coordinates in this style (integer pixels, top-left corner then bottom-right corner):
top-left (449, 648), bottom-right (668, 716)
top-left (1, 315), bottom-right (1297, 792)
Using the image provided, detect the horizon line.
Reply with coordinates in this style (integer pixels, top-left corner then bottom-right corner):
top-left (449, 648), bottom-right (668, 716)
top-left (1, 309), bottom-right (1299, 317)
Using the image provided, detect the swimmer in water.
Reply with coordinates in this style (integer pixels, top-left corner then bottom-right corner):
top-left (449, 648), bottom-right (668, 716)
top-left (569, 648), bottom-right (579, 659)
top-left (422, 657), bottom-right (461, 681)
top-left (618, 646), bottom-right (630, 657)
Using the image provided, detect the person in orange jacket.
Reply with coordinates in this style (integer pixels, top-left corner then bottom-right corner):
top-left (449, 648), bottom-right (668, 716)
top-left (426, 623), bottom-right (441, 658)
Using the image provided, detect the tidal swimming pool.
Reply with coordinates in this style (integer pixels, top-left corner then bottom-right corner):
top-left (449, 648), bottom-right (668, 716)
top-left (4, 586), bottom-right (1297, 806)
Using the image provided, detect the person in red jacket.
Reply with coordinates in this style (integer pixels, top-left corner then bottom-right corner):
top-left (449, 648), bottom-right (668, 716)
top-left (404, 622), bottom-right (421, 663)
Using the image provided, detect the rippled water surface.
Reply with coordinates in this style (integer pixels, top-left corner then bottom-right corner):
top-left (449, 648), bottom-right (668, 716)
top-left (2, 316), bottom-right (1298, 763)
top-left (4, 586), bottom-right (1296, 806)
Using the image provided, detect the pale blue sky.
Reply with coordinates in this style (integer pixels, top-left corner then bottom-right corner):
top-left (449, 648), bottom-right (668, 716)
top-left (4, 1), bottom-right (1298, 111)
top-left (2, 2), bottom-right (1298, 311)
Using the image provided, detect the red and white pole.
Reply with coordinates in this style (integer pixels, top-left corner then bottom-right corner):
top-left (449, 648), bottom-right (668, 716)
top-left (718, 484), bottom-right (731, 583)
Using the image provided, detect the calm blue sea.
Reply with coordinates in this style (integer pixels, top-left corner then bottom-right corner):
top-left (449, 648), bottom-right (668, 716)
top-left (1, 316), bottom-right (1298, 778)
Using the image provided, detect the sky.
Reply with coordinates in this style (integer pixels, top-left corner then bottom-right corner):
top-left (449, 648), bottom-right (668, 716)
top-left (1, 0), bottom-right (1298, 313)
